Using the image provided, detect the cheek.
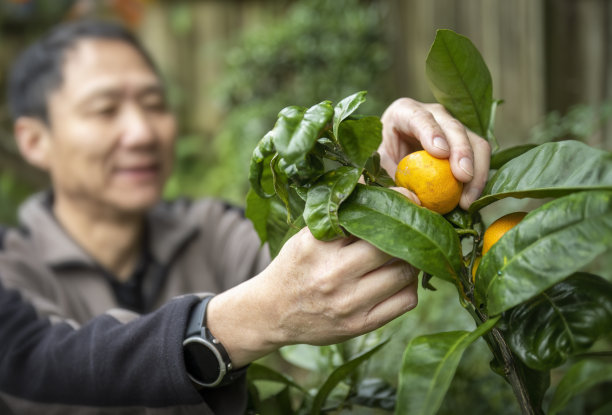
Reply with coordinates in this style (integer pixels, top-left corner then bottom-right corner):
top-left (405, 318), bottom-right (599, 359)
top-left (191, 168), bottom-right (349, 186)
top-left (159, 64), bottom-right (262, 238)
top-left (158, 118), bottom-right (177, 153)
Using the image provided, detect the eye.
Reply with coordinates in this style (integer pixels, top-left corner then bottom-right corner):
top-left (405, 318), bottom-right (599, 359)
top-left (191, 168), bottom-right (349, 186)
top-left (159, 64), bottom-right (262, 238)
top-left (96, 106), bottom-right (118, 117)
top-left (143, 96), bottom-right (168, 112)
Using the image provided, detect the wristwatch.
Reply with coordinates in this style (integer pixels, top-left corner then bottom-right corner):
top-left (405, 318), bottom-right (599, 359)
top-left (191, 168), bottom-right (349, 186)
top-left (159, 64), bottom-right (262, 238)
top-left (182, 295), bottom-right (246, 387)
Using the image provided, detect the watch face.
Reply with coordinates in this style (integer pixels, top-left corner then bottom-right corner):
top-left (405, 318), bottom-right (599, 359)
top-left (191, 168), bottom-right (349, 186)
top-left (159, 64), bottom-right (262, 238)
top-left (184, 340), bottom-right (221, 385)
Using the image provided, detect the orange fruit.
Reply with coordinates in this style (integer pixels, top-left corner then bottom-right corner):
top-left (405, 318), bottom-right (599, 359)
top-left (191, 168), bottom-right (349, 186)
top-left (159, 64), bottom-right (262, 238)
top-left (482, 212), bottom-right (527, 255)
top-left (394, 150), bottom-right (463, 214)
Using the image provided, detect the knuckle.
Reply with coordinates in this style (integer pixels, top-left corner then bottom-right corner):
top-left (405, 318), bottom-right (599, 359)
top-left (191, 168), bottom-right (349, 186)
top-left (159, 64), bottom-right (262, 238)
top-left (477, 138), bottom-right (492, 154)
top-left (427, 102), bottom-right (446, 113)
top-left (443, 118), bottom-right (466, 133)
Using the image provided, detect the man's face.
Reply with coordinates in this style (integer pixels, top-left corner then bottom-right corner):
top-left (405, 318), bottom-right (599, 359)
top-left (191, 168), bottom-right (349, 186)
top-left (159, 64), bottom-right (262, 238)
top-left (44, 38), bottom-right (176, 214)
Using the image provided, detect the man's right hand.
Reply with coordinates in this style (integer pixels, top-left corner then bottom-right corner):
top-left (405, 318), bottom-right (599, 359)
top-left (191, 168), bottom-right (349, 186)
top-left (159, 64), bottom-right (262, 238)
top-left (206, 227), bottom-right (418, 368)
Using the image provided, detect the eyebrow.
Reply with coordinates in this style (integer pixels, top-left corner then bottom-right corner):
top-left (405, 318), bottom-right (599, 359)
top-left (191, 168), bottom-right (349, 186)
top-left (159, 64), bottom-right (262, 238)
top-left (76, 83), bottom-right (166, 107)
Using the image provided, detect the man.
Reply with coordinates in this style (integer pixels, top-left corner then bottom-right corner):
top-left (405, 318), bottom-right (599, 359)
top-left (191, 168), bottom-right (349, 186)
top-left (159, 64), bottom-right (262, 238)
top-left (0, 279), bottom-right (206, 413)
top-left (0, 19), bottom-right (490, 414)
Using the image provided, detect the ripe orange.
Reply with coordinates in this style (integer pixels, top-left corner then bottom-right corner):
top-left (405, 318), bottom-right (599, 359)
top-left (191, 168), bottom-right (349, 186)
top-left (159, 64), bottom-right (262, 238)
top-left (394, 150), bottom-right (463, 214)
top-left (482, 212), bottom-right (527, 255)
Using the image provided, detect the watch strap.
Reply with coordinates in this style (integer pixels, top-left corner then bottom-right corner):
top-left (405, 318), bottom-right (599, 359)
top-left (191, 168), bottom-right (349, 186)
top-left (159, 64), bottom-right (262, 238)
top-left (184, 295), bottom-right (247, 387)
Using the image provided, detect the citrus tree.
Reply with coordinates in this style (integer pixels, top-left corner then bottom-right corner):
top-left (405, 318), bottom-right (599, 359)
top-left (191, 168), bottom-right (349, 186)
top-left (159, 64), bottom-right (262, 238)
top-left (245, 29), bottom-right (612, 415)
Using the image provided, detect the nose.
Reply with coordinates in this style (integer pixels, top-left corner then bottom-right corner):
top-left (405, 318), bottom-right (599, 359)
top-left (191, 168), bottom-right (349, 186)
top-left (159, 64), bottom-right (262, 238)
top-left (120, 104), bottom-right (156, 147)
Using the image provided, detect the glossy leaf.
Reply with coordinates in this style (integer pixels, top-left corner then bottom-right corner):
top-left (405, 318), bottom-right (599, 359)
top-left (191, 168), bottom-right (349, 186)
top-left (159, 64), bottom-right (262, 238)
top-left (311, 339), bottom-right (389, 415)
top-left (278, 154), bottom-right (325, 186)
top-left (273, 102), bottom-right (334, 165)
top-left (304, 166), bottom-right (362, 240)
top-left (246, 188), bottom-right (305, 258)
top-left (395, 317), bottom-right (499, 415)
top-left (505, 273), bottom-right (612, 371)
top-left (548, 358), bottom-right (612, 415)
top-left (249, 132), bottom-right (276, 198)
top-left (333, 90), bottom-right (367, 139)
top-left (337, 116), bottom-right (382, 168)
top-left (426, 29), bottom-right (492, 138)
top-left (339, 185), bottom-right (462, 282)
top-left (475, 190), bottom-right (612, 315)
top-left (471, 140), bottom-right (612, 212)
top-left (444, 207), bottom-right (473, 230)
top-left (364, 151), bottom-right (395, 187)
top-left (490, 144), bottom-right (539, 170)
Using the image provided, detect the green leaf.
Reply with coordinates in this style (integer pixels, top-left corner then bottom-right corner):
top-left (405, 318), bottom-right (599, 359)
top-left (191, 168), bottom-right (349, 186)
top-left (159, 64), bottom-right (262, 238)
top-left (333, 90), bottom-right (367, 139)
top-left (247, 363), bottom-right (306, 393)
top-left (278, 153), bottom-right (325, 186)
top-left (517, 362), bottom-right (551, 413)
top-left (426, 29), bottom-right (493, 138)
top-left (311, 339), bottom-right (389, 415)
top-left (273, 101), bottom-right (334, 165)
top-left (395, 317), bottom-right (500, 415)
top-left (339, 185), bottom-right (462, 282)
top-left (475, 190), bottom-right (612, 315)
top-left (347, 378), bottom-right (396, 411)
top-left (304, 166), bottom-right (362, 241)
top-left (246, 188), bottom-right (271, 244)
top-left (490, 144), bottom-right (539, 170)
top-left (548, 359), bottom-right (612, 415)
top-left (337, 116), bottom-right (383, 168)
top-left (444, 207), bottom-right (473, 230)
top-left (248, 383), bottom-right (294, 415)
top-left (249, 132), bottom-right (276, 198)
top-left (471, 141), bottom-right (612, 212)
top-left (246, 188), bottom-right (306, 258)
top-left (505, 273), bottom-right (612, 371)
top-left (364, 151), bottom-right (395, 187)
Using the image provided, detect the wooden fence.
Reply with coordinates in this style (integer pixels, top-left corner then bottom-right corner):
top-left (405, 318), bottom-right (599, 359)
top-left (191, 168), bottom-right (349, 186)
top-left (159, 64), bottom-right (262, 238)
top-left (0, 0), bottom-right (610, 195)
top-left (138, 0), bottom-right (611, 149)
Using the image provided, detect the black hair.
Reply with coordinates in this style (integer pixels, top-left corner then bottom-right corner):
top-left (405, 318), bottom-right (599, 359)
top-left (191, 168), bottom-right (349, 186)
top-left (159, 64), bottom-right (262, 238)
top-left (7, 19), bottom-right (159, 124)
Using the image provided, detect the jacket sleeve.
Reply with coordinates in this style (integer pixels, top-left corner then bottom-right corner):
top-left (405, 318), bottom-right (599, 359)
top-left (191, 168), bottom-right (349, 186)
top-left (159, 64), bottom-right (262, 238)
top-left (0, 280), bottom-right (204, 408)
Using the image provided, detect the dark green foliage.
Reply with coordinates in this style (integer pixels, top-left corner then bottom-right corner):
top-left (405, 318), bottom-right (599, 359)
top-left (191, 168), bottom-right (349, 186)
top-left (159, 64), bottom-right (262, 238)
top-left (245, 29), bottom-right (612, 415)
top-left (166, 0), bottom-right (391, 205)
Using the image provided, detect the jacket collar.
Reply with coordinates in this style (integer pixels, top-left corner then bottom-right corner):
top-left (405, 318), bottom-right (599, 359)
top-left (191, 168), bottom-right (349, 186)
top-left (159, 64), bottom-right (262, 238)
top-left (18, 191), bottom-right (199, 269)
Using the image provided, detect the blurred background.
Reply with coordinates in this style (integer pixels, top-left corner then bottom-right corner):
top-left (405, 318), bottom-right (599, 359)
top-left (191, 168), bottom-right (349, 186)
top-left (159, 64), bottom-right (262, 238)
top-left (0, 0), bottom-right (610, 413)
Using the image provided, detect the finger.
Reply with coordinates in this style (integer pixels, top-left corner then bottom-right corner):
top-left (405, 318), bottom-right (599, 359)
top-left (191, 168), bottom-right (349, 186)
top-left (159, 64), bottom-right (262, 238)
top-left (363, 278), bottom-right (419, 332)
top-left (389, 186), bottom-right (421, 206)
top-left (381, 99), bottom-right (451, 160)
top-left (429, 109), bottom-right (475, 183)
top-left (459, 133), bottom-right (491, 209)
top-left (351, 261), bottom-right (418, 309)
top-left (340, 238), bottom-right (394, 277)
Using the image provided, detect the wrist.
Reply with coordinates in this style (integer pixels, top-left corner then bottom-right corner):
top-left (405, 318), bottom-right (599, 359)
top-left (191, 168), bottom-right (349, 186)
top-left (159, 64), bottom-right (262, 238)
top-left (206, 277), bottom-right (285, 367)
top-left (183, 295), bottom-right (247, 387)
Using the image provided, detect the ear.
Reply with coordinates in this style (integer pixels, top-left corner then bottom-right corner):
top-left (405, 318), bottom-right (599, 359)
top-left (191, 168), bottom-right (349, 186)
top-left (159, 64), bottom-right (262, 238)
top-left (14, 117), bottom-right (52, 171)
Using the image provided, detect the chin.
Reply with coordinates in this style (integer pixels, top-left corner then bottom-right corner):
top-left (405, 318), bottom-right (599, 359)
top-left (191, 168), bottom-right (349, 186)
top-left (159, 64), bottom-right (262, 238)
top-left (113, 190), bottom-right (162, 213)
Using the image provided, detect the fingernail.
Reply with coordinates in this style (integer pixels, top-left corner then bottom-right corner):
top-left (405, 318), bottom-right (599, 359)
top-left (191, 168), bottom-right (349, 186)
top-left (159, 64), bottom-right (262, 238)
top-left (433, 136), bottom-right (449, 151)
top-left (459, 157), bottom-right (474, 177)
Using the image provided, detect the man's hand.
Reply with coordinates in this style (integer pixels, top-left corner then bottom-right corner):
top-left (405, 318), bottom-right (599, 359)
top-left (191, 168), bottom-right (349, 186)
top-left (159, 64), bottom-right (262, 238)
top-left (207, 227), bottom-right (418, 368)
top-left (379, 98), bottom-right (491, 209)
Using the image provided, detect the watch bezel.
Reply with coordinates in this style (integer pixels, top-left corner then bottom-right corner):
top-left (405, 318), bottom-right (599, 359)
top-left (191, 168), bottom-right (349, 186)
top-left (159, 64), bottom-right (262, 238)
top-left (182, 335), bottom-right (228, 388)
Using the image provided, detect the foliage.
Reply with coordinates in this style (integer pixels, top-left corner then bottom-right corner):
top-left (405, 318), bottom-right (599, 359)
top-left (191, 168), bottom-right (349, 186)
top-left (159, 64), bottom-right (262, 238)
top-left (530, 100), bottom-right (612, 145)
top-left (0, 170), bottom-right (34, 224)
top-left (245, 29), bottom-right (612, 414)
top-left (165, 0), bottom-right (392, 205)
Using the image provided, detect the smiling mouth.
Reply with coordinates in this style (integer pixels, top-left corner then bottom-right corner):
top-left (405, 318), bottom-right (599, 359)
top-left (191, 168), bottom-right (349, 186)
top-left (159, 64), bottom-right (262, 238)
top-left (115, 164), bottom-right (161, 180)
